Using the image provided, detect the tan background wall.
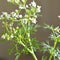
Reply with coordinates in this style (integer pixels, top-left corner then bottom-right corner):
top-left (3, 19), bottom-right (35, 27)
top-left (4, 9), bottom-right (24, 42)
top-left (0, 0), bottom-right (60, 60)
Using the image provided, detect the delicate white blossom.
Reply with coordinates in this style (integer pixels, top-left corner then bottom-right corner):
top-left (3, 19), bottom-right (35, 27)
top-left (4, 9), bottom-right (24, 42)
top-left (2, 12), bottom-right (8, 17)
top-left (1, 34), bottom-right (5, 39)
top-left (58, 16), bottom-right (60, 18)
top-left (19, 5), bottom-right (24, 9)
top-left (54, 26), bottom-right (60, 32)
top-left (10, 34), bottom-right (14, 38)
top-left (0, 15), bottom-right (3, 18)
top-left (29, 18), bottom-right (37, 24)
top-left (32, 18), bottom-right (37, 24)
top-left (34, 15), bottom-right (37, 18)
top-left (37, 6), bottom-right (41, 12)
top-left (19, 14), bottom-right (22, 18)
top-left (11, 12), bottom-right (16, 17)
top-left (1, 33), bottom-right (10, 40)
top-left (16, 26), bottom-right (19, 29)
top-left (7, 0), bottom-right (10, 2)
top-left (29, 0), bottom-right (36, 7)
top-left (15, 9), bottom-right (19, 14)
top-left (1, 12), bottom-right (10, 19)
top-left (2, 12), bottom-right (7, 15)
top-left (26, 5), bottom-right (28, 8)
top-left (31, 0), bottom-right (36, 7)
top-left (24, 14), bottom-right (28, 17)
top-left (14, 30), bottom-right (17, 34)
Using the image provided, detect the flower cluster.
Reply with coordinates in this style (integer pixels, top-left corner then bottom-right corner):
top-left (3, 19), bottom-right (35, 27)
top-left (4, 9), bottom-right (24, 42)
top-left (0, 0), bottom-right (41, 60)
top-left (0, 0), bottom-right (41, 24)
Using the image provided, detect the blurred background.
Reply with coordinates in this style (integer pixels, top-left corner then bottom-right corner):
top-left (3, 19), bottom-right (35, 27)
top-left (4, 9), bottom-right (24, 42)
top-left (0, 0), bottom-right (60, 60)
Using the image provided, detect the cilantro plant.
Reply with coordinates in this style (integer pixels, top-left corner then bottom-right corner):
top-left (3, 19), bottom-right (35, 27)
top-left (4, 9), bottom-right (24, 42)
top-left (41, 24), bottom-right (60, 60)
top-left (0, 0), bottom-right (41, 60)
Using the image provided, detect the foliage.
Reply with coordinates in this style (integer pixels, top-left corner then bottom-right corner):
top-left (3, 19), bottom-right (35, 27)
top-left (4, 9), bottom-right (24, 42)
top-left (0, 0), bottom-right (41, 60)
top-left (41, 24), bottom-right (60, 60)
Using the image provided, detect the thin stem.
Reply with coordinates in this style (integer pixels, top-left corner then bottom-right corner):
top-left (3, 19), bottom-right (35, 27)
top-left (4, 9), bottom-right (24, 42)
top-left (20, 20), bottom-right (33, 51)
top-left (20, 20), bottom-right (38, 60)
top-left (18, 40), bottom-right (38, 60)
top-left (49, 54), bottom-right (53, 60)
top-left (49, 40), bottom-right (57, 60)
top-left (31, 52), bottom-right (38, 60)
top-left (27, 22), bottom-right (33, 51)
top-left (18, 40), bottom-right (32, 53)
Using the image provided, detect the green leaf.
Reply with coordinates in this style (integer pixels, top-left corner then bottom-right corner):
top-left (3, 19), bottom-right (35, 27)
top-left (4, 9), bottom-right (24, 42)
top-left (22, 48), bottom-right (29, 54)
top-left (15, 0), bottom-right (20, 5)
top-left (31, 6), bottom-right (36, 13)
top-left (26, 9), bottom-right (32, 16)
top-left (8, 47), bottom-right (15, 55)
top-left (42, 56), bottom-right (47, 60)
top-left (31, 38), bottom-right (40, 51)
top-left (57, 37), bottom-right (60, 42)
top-left (44, 24), bottom-right (54, 31)
top-left (8, 0), bottom-right (15, 4)
top-left (40, 41), bottom-right (50, 53)
top-left (22, 0), bottom-right (27, 3)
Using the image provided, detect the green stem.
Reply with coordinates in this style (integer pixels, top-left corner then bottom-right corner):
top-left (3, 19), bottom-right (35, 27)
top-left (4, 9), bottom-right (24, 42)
top-left (31, 51), bottom-right (38, 60)
top-left (49, 40), bottom-right (57, 60)
top-left (49, 54), bottom-right (53, 60)
top-left (18, 40), bottom-right (38, 60)
top-left (20, 20), bottom-right (38, 60)
top-left (20, 20), bottom-right (33, 51)
top-left (18, 40), bottom-right (32, 53)
top-left (27, 22), bottom-right (33, 51)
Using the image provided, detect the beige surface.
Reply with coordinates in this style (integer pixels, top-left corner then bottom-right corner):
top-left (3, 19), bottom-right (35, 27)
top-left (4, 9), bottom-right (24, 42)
top-left (0, 0), bottom-right (60, 60)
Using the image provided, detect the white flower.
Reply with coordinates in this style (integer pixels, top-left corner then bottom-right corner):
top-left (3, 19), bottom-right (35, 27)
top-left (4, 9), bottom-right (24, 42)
top-left (29, 18), bottom-right (37, 24)
top-left (15, 15), bottom-right (19, 18)
top-left (31, 0), bottom-right (36, 7)
top-left (16, 26), bottom-right (19, 29)
top-left (0, 15), bottom-right (3, 18)
top-left (1, 33), bottom-right (10, 40)
top-left (54, 26), bottom-right (60, 32)
top-left (19, 15), bottom-right (22, 18)
top-left (11, 12), bottom-right (16, 17)
top-left (27, 33), bottom-right (30, 37)
top-left (1, 34), bottom-right (5, 39)
top-left (7, 0), bottom-right (10, 2)
top-left (34, 15), bottom-right (37, 18)
top-left (2, 12), bottom-right (8, 17)
top-left (24, 14), bottom-right (28, 17)
top-left (26, 5), bottom-right (28, 8)
top-left (9, 23), bottom-right (13, 27)
top-left (32, 18), bottom-right (37, 24)
top-left (58, 16), bottom-right (60, 18)
top-left (15, 9), bottom-right (19, 13)
top-left (13, 28), bottom-right (17, 34)
top-left (37, 6), bottom-right (41, 12)
top-left (13, 13), bottom-right (16, 17)
top-left (29, 4), bottom-right (31, 6)
top-left (1, 12), bottom-right (10, 19)
top-left (14, 30), bottom-right (17, 34)
top-left (2, 12), bottom-right (7, 15)
top-left (19, 5), bottom-right (24, 9)
top-left (10, 34), bottom-right (14, 38)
